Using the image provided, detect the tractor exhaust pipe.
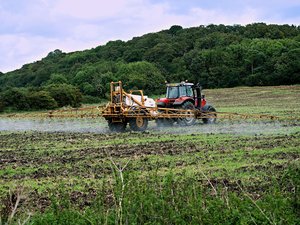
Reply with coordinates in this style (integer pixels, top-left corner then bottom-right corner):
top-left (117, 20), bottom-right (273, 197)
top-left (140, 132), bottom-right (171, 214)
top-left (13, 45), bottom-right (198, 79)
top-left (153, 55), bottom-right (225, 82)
top-left (194, 83), bottom-right (202, 108)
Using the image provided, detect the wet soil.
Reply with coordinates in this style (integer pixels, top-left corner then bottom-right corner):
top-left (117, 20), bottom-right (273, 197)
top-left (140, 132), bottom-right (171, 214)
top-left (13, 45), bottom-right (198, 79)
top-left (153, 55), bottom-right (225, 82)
top-left (0, 123), bottom-right (299, 212)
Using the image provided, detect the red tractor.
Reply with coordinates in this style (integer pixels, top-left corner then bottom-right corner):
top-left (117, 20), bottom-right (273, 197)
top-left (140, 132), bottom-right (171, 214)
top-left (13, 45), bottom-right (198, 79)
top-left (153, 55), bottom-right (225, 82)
top-left (156, 81), bottom-right (216, 126)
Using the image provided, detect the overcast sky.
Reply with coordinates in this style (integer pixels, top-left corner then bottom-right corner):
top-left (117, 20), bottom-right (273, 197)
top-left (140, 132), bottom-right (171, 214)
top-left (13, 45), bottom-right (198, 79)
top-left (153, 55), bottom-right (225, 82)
top-left (0, 0), bottom-right (299, 73)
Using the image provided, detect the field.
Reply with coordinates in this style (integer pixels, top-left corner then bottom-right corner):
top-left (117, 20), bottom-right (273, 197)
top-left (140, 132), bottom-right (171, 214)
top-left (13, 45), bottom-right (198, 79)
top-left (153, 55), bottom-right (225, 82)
top-left (0, 86), bottom-right (300, 224)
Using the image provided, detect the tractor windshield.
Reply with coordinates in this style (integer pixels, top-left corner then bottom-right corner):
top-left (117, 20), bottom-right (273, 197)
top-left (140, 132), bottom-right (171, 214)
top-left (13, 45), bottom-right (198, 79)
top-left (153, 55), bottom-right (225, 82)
top-left (166, 86), bottom-right (179, 98)
top-left (166, 85), bottom-right (194, 98)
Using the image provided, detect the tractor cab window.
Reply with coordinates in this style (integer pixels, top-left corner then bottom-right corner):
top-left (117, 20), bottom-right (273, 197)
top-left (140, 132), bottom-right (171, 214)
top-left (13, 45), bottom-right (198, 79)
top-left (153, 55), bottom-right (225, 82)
top-left (167, 86), bottom-right (179, 98)
top-left (179, 86), bottom-right (186, 97)
top-left (186, 86), bottom-right (193, 97)
top-left (178, 86), bottom-right (193, 97)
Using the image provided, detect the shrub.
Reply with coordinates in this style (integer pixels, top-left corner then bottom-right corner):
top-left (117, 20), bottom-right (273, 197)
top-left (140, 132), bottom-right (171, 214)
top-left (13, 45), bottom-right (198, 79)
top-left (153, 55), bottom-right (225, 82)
top-left (46, 73), bottom-right (68, 85)
top-left (27, 91), bottom-right (58, 109)
top-left (0, 100), bottom-right (4, 112)
top-left (0, 88), bottom-right (59, 110)
top-left (81, 82), bottom-right (97, 96)
top-left (45, 84), bottom-right (82, 108)
top-left (1, 88), bottom-right (30, 110)
top-left (81, 95), bottom-right (102, 104)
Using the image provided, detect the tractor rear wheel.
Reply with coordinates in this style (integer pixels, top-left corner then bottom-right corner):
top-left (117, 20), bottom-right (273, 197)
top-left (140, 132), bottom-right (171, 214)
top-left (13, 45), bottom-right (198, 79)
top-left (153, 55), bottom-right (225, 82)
top-left (129, 117), bottom-right (148, 131)
top-left (202, 105), bottom-right (217, 124)
top-left (108, 120), bottom-right (127, 132)
top-left (178, 101), bottom-right (196, 126)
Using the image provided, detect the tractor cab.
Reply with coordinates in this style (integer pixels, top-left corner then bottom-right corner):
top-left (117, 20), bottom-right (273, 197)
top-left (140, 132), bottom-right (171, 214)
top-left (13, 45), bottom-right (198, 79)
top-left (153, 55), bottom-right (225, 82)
top-left (157, 81), bottom-right (206, 109)
top-left (166, 83), bottom-right (194, 99)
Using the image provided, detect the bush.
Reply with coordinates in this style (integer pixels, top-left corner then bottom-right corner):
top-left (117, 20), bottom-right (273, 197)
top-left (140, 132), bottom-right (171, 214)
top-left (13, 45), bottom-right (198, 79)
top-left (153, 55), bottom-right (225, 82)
top-left (27, 91), bottom-right (58, 110)
top-left (45, 84), bottom-right (82, 108)
top-left (0, 88), bottom-right (59, 111)
top-left (0, 100), bottom-right (4, 112)
top-left (1, 88), bottom-right (31, 110)
top-left (81, 95), bottom-right (102, 104)
top-left (81, 82), bottom-right (98, 96)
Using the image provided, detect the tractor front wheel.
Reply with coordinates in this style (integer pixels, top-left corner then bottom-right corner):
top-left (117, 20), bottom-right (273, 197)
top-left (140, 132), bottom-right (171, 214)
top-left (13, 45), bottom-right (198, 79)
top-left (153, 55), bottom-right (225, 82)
top-left (178, 101), bottom-right (196, 126)
top-left (129, 117), bottom-right (148, 132)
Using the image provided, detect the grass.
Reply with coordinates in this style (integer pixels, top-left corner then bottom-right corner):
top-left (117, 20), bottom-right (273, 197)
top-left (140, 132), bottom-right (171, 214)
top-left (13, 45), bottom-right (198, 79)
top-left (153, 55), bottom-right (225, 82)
top-left (205, 85), bottom-right (300, 118)
top-left (26, 164), bottom-right (300, 224)
top-left (0, 85), bottom-right (299, 224)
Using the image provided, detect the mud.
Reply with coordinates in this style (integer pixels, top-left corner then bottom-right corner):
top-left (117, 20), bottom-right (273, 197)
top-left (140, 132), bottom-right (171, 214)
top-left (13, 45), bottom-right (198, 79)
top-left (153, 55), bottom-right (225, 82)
top-left (0, 119), bottom-right (299, 212)
top-left (0, 131), bottom-right (299, 179)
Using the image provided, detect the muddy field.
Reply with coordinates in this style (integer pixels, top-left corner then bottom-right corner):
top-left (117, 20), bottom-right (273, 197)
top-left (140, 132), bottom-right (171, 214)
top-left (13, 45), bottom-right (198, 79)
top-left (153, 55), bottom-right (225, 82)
top-left (0, 85), bottom-right (299, 222)
top-left (0, 122), bottom-right (299, 211)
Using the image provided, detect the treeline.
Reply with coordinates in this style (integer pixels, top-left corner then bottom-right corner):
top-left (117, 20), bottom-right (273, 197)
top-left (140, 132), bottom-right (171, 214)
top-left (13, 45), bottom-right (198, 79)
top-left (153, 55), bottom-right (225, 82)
top-left (0, 23), bottom-right (300, 111)
top-left (0, 84), bottom-right (82, 112)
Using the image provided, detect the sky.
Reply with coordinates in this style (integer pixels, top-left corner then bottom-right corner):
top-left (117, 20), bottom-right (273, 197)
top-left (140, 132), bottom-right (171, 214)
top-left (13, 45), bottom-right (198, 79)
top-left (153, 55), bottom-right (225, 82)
top-left (0, 0), bottom-right (299, 73)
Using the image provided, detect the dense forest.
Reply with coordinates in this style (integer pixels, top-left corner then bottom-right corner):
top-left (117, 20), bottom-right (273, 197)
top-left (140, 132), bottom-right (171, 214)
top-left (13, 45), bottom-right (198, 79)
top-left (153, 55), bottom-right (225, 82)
top-left (0, 23), bottom-right (300, 111)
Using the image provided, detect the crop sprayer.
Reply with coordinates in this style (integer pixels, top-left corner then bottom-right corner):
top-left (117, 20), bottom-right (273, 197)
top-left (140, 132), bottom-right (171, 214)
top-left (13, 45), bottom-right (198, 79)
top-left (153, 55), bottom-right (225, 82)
top-left (2, 81), bottom-right (294, 132)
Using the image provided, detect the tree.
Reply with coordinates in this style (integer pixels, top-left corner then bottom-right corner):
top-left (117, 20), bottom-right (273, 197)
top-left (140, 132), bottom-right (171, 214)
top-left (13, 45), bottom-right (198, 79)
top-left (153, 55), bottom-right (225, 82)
top-left (116, 62), bottom-right (165, 94)
top-left (45, 84), bottom-right (82, 108)
top-left (27, 91), bottom-right (58, 109)
top-left (73, 70), bottom-right (91, 85)
top-left (81, 82), bottom-right (97, 96)
top-left (0, 97), bottom-right (4, 112)
top-left (45, 49), bottom-right (64, 59)
top-left (93, 72), bottom-right (117, 98)
top-left (168, 25), bottom-right (183, 36)
top-left (275, 48), bottom-right (300, 84)
top-left (1, 88), bottom-right (30, 110)
top-left (96, 40), bottom-right (125, 60)
top-left (0, 23), bottom-right (299, 95)
top-left (143, 43), bottom-right (176, 72)
top-left (46, 73), bottom-right (68, 85)
top-left (0, 88), bottom-right (59, 110)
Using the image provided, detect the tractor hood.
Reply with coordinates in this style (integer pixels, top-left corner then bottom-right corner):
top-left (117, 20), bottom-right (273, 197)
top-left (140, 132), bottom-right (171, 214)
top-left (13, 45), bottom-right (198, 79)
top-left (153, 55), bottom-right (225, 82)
top-left (156, 97), bottom-right (193, 107)
top-left (156, 97), bottom-right (168, 107)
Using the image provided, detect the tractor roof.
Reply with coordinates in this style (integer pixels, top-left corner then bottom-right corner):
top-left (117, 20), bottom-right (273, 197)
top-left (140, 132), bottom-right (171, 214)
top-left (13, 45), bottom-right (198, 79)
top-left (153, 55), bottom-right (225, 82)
top-left (166, 82), bottom-right (194, 87)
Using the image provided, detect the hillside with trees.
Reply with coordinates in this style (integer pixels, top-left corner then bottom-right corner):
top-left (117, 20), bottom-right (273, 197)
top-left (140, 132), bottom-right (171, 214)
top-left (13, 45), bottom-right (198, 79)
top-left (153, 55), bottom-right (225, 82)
top-left (0, 23), bottom-right (299, 111)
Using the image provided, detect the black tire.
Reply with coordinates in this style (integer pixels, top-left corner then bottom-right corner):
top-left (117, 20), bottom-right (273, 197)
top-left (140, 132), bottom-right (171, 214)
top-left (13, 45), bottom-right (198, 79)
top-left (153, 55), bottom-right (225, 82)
top-left (108, 120), bottom-right (127, 132)
top-left (202, 105), bottom-right (217, 124)
top-left (129, 117), bottom-right (148, 131)
top-left (178, 101), bottom-right (196, 126)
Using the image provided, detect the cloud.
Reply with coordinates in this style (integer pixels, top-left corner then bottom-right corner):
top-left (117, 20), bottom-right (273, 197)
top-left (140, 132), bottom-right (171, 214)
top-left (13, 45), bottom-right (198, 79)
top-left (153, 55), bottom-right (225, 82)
top-left (185, 7), bottom-right (262, 25)
top-left (0, 32), bottom-right (106, 72)
top-left (52, 0), bottom-right (128, 19)
top-left (0, 0), bottom-right (299, 72)
top-left (0, 34), bottom-right (58, 72)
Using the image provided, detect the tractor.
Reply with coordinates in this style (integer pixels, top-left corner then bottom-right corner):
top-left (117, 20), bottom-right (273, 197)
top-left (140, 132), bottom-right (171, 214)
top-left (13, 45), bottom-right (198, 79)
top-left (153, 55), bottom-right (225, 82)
top-left (156, 81), bottom-right (216, 126)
